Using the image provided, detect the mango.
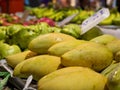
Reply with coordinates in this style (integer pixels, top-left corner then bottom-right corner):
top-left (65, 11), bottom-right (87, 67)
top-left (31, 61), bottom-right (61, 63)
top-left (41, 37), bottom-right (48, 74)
top-left (48, 40), bottom-right (87, 56)
top-left (38, 67), bottom-right (107, 90)
top-left (115, 51), bottom-right (120, 62)
top-left (62, 42), bottom-right (113, 71)
top-left (6, 50), bottom-right (37, 68)
top-left (106, 39), bottom-right (120, 55)
top-left (28, 33), bottom-right (76, 54)
top-left (90, 34), bottom-right (117, 45)
top-left (14, 55), bottom-right (61, 81)
top-left (13, 61), bottom-right (28, 78)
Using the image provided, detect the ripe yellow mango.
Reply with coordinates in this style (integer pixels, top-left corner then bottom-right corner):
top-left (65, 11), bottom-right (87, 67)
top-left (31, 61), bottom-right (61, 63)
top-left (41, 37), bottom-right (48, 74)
top-left (90, 34), bottom-right (117, 45)
top-left (62, 42), bottom-right (113, 71)
top-left (38, 67), bottom-right (107, 90)
top-left (28, 33), bottom-right (76, 54)
top-left (13, 61), bottom-right (28, 78)
top-left (6, 50), bottom-right (37, 68)
top-left (106, 39), bottom-right (120, 55)
top-left (48, 40), bottom-right (87, 56)
top-left (14, 55), bottom-right (61, 81)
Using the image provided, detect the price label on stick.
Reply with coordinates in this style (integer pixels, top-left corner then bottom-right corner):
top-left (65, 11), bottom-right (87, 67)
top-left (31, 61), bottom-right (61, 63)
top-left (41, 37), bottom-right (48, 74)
top-left (81, 8), bottom-right (110, 35)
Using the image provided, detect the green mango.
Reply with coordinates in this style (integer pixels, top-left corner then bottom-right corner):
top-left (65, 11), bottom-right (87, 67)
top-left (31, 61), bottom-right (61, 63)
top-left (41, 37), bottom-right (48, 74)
top-left (61, 42), bottom-right (113, 72)
top-left (38, 67), bottom-right (107, 90)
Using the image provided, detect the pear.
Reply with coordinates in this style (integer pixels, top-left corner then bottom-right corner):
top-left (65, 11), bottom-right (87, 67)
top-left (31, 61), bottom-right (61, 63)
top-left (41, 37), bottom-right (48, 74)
top-left (14, 55), bottom-right (61, 81)
top-left (38, 67), bottom-right (107, 90)
top-left (28, 33), bottom-right (76, 54)
top-left (61, 42), bottom-right (113, 71)
top-left (48, 40), bottom-right (87, 56)
top-left (6, 50), bottom-right (37, 68)
top-left (90, 34), bottom-right (117, 45)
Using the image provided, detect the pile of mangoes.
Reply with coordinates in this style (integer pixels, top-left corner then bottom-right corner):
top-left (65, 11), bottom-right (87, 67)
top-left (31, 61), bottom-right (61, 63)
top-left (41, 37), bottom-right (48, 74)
top-left (4, 32), bottom-right (120, 90)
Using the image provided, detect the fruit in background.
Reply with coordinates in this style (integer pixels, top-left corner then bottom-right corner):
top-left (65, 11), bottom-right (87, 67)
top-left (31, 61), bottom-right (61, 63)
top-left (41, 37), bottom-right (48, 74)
top-left (28, 33), bottom-right (76, 54)
top-left (81, 27), bottom-right (103, 40)
top-left (61, 42), bottom-right (113, 72)
top-left (7, 25), bottom-right (23, 36)
top-left (9, 27), bottom-right (39, 50)
top-left (99, 14), bottom-right (116, 25)
top-left (90, 34), bottom-right (117, 45)
top-left (0, 42), bottom-right (21, 59)
top-left (48, 40), bottom-right (87, 56)
top-left (14, 55), bottom-right (61, 81)
top-left (38, 67), bottom-right (107, 90)
top-left (37, 17), bottom-right (56, 27)
top-left (6, 50), bottom-right (37, 68)
top-left (61, 24), bottom-right (81, 38)
top-left (0, 26), bottom-right (7, 40)
top-left (106, 39), bottom-right (120, 55)
top-left (112, 17), bottom-right (120, 26)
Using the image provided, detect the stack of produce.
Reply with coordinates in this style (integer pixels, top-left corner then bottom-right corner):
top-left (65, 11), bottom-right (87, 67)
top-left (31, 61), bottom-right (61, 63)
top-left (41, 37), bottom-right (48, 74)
top-left (0, 23), bottom-right (103, 59)
top-left (31, 7), bottom-right (120, 25)
top-left (4, 32), bottom-right (120, 90)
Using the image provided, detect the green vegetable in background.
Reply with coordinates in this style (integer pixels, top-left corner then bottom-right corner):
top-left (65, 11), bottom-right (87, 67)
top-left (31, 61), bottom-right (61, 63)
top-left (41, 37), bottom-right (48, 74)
top-left (0, 26), bottom-right (7, 41)
top-left (61, 24), bottom-right (81, 38)
top-left (0, 42), bottom-right (21, 59)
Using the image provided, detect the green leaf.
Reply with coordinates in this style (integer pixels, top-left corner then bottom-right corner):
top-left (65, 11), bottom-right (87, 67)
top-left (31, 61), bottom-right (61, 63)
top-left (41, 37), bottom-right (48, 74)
top-left (0, 72), bottom-right (10, 90)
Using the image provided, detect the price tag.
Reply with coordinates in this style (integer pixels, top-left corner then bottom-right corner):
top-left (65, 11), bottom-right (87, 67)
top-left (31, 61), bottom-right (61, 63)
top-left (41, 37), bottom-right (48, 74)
top-left (81, 8), bottom-right (110, 35)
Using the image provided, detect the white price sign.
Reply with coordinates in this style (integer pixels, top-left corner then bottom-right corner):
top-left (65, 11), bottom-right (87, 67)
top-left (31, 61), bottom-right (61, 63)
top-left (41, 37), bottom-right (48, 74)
top-left (81, 8), bottom-right (110, 35)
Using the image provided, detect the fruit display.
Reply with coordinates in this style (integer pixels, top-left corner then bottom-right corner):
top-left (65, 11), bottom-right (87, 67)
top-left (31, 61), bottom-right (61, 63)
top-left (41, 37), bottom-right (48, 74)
top-left (30, 7), bottom-right (120, 25)
top-left (1, 7), bottom-right (120, 90)
top-left (0, 30), bottom-right (120, 89)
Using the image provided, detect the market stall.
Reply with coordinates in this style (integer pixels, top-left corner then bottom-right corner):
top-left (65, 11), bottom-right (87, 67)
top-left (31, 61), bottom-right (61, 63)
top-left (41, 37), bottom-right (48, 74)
top-left (0, 0), bottom-right (120, 90)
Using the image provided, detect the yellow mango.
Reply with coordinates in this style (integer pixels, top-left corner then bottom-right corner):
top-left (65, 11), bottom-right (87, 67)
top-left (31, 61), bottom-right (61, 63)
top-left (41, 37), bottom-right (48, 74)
top-left (38, 67), bottom-right (107, 90)
top-left (14, 55), bottom-right (61, 81)
top-left (62, 42), bottom-right (113, 71)
top-left (28, 33), bottom-right (76, 54)
top-left (48, 40), bottom-right (87, 56)
top-left (6, 50), bottom-right (37, 68)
